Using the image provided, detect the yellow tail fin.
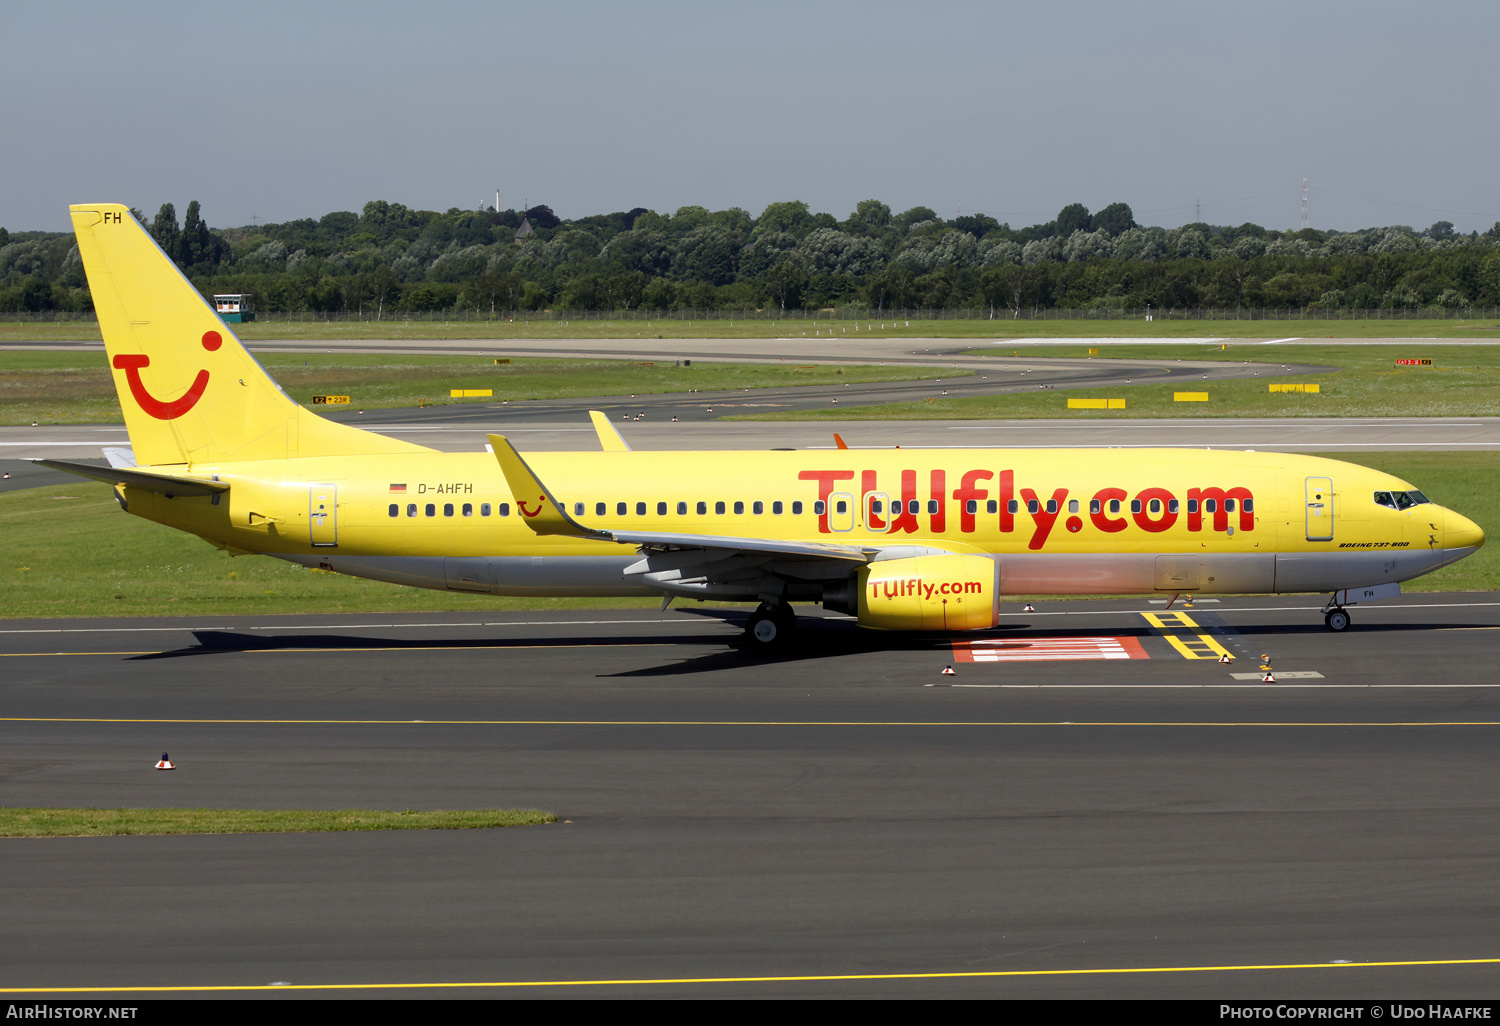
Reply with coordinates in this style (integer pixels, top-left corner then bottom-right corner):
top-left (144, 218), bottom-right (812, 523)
top-left (70, 203), bottom-right (431, 467)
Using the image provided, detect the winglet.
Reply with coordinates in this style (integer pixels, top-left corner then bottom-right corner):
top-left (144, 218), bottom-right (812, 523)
top-left (589, 410), bottom-right (631, 452)
top-left (834, 433), bottom-right (849, 450)
top-left (487, 434), bottom-right (610, 539)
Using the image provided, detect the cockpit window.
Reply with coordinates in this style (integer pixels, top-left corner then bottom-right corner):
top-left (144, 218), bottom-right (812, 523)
top-left (1376, 490), bottom-right (1429, 510)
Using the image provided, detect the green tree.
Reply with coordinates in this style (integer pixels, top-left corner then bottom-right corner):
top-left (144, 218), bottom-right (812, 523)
top-left (150, 203), bottom-right (180, 256)
top-left (1054, 203), bottom-right (1092, 236)
top-left (1092, 202), bottom-right (1135, 237)
top-left (754, 200), bottom-right (814, 239)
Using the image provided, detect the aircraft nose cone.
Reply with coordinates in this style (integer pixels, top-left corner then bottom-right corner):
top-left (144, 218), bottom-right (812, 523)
top-left (1445, 509), bottom-right (1485, 550)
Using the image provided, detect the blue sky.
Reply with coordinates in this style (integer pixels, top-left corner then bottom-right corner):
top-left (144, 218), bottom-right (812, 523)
top-left (6, 0), bottom-right (1497, 233)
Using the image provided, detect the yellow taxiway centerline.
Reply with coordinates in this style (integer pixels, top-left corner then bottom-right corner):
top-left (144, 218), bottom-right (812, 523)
top-left (2, 955), bottom-right (1499, 993)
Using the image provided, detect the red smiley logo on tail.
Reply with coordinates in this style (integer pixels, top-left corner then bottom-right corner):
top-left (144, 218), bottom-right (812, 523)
top-left (112, 331), bottom-right (222, 420)
top-left (517, 496), bottom-right (547, 518)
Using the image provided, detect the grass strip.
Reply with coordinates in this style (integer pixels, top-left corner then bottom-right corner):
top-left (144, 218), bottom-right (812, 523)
top-left (5, 316), bottom-right (1499, 343)
top-left (739, 343), bottom-right (1500, 420)
top-left (0, 807), bottom-right (556, 837)
top-left (0, 352), bottom-right (952, 426)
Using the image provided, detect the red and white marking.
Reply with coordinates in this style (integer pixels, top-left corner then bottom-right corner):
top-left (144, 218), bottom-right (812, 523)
top-left (953, 636), bottom-right (1149, 663)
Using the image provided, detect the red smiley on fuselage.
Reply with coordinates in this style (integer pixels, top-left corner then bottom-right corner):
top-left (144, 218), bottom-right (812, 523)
top-left (112, 330), bottom-right (222, 420)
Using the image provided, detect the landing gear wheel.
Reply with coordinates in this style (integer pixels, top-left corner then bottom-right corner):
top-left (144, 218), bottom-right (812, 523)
top-left (746, 602), bottom-right (795, 647)
top-left (1325, 608), bottom-right (1351, 632)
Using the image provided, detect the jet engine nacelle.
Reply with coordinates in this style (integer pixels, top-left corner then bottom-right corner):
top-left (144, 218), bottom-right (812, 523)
top-left (856, 553), bottom-right (1000, 631)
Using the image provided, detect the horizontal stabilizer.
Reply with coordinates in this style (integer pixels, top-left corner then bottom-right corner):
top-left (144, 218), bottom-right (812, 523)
top-left (27, 458), bottom-right (228, 497)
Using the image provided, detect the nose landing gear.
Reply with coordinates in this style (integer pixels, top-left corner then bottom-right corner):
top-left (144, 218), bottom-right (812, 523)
top-left (1323, 604), bottom-right (1351, 632)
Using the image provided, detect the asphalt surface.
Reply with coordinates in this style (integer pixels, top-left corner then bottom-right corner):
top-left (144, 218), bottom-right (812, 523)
top-left (5, 596), bottom-right (1500, 998)
top-left (6, 335), bottom-right (1500, 997)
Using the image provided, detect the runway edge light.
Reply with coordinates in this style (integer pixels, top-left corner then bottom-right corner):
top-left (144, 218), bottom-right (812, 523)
top-left (155, 752), bottom-right (175, 770)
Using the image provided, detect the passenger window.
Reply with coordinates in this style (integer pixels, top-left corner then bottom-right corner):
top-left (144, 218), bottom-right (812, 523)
top-left (425, 504), bottom-right (436, 517)
top-left (697, 501), bottom-right (708, 515)
top-left (871, 499), bottom-right (883, 514)
top-left (497, 503), bottom-right (510, 516)
top-left (480, 503), bottom-right (491, 516)
top-left (443, 503), bottom-right (454, 517)
top-left (1089, 499), bottom-right (1100, 514)
top-left (407, 503), bottom-right (417, 517)
top-left (677, 501), bottom-right (687, 515)
top-left (716, 501), bottom-right (726, 515)
top-left (753, 500), bottom-right (764, 514)
top-left (1109, 499), bottom-right (1120, 514)
top-left (1168, 499), bottom-right (1179, 514)
top-left (734, 501), bottom-right (745, 514)
top-left (1224, 499), bottom-right (1235, 513)
top-left (1045, 499), bottom-right (1057, 514)
top-left (1205, 499), bottom-right (1217, 513)
top-left (462, 503), bottom-right (472, 517)
top-left (966, 500), bottom-right (977, 514)
top-left (1188, 499), bottom-right (1199, 513)
top-left (1027, 499), bottom-right (1039, 514)
top-left (1130, 500), bottom-right (1141, 514)
top-left (793, 501), bottom-right (804, 514)
top-left (574, 502), bottom-right (584, 515)
top-left (617, 502), bottom-right (628, 516)
top-left (596, 502), bottom-right (606, 516)
top-left (813, 500), bottom-right (825, 515)
top-left (1243, 498), bottom-right (1254, 512)
top-left (987, 500), bottom-right (997, 514)
top-left (1008, 499), bottom-right (1019, 514)
top-left (636, 502), bottom-right (647, 516)
top-left (835, 500), bottom-right (847, 513)
top-left (773, 500), bottom-right (783, 514)
top-left (656, 501), bottom-right (667, 515)
top-left (928, 500), bottom-right (939, 514)
top-left (1068, 499), bottom-right (1079, 514)
top-left (388, 504), bottom-right (398, 517)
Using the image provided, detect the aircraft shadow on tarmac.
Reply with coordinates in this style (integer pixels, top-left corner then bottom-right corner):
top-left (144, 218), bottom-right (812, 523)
top-left (121, 614), bottom-right (1488, 672)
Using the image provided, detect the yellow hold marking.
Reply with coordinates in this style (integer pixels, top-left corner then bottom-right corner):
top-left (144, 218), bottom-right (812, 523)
top-left (1140, 611), bottom-right (1234, 660)
top-left (1173, 392), bottom-right (1210, 402)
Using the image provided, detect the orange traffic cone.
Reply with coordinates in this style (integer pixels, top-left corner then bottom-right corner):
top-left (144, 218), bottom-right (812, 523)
top-left (1261, 671), bottom-right (1276, 683)
top-left (1218, 653), bottom-right (1233, 664)
top-left (155, 752), bottom-right (175, 770)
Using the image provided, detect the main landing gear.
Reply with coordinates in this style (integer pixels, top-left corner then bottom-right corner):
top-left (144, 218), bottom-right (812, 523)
top-left (745, 601), bottom-right (795, 646)
top-left (1323, 603), bottom-right (1351, 632)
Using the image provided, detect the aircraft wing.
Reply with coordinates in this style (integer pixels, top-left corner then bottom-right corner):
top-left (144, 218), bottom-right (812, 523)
top-left (26, 458), bottom-right (229, 497)
top-left (612, 531), bottom-right (872, 563)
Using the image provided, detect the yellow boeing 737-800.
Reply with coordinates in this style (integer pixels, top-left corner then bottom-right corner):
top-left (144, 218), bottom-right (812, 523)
top-left (34, 203), bottom-right (1484, 644)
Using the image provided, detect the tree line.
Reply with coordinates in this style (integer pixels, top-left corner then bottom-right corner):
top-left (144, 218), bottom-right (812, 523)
top-left (4, 198), bottom-right (1500, 315)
